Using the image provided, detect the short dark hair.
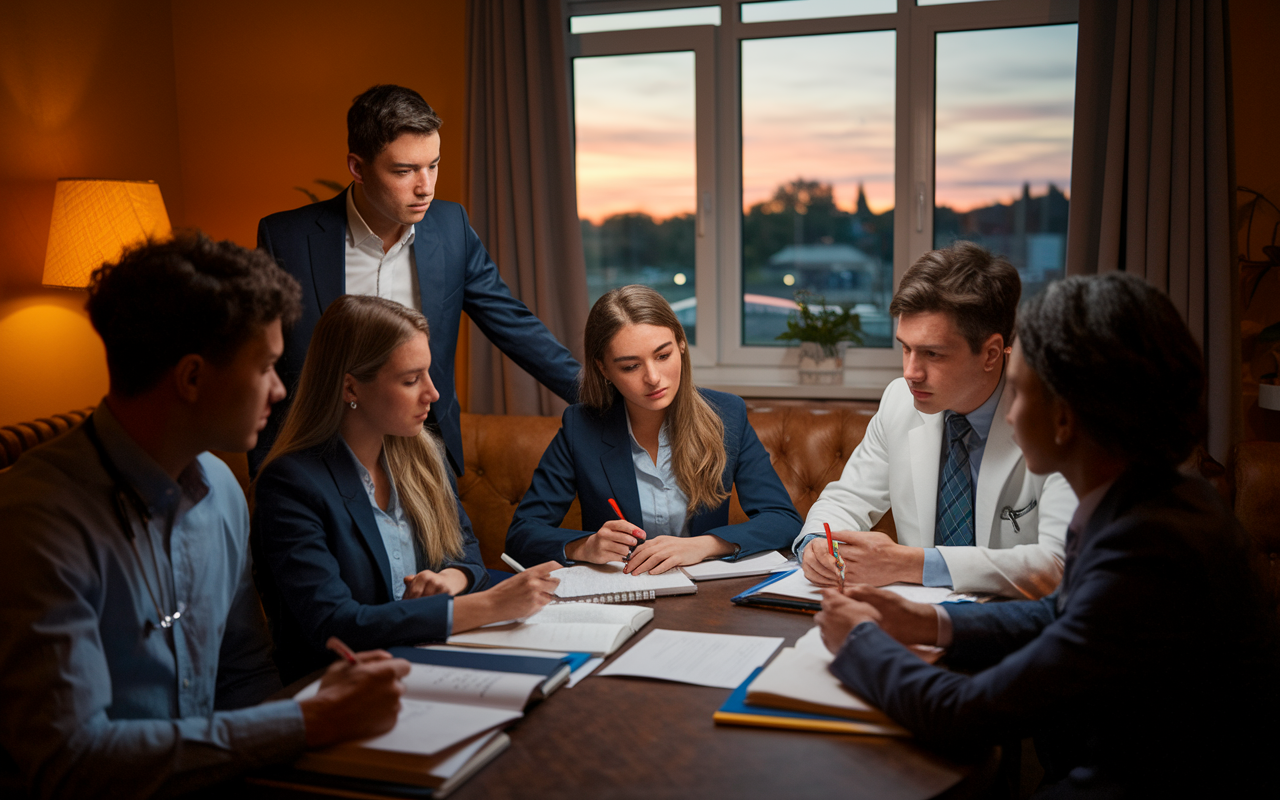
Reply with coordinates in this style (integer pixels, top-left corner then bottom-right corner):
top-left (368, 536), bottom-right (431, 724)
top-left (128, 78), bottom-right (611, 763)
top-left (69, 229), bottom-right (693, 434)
top-left (1017, 273), bottom-right (1206, 467)
top-left (347, 84), bottom-right (442, 162)
top-left (889, 240), bottom-right (1021, 353)
top-left (86, 232), bottom-right (302, 397)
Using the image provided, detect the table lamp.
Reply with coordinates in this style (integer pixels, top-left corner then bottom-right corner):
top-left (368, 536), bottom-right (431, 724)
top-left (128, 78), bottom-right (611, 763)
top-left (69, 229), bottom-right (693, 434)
top-left (41, 179), bottom-right (172, 289)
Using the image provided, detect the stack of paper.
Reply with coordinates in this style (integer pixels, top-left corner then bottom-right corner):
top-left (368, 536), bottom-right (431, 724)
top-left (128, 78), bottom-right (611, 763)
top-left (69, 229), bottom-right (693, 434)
top-left (733, 568), bottom-right (977, 612)
top-left (679, 550), bottom-right (791, 581)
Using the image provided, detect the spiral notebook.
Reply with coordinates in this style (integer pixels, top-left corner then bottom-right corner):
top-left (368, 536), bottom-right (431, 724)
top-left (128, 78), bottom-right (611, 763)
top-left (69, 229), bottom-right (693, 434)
top-left (551, 562), bottom-right (697, 604)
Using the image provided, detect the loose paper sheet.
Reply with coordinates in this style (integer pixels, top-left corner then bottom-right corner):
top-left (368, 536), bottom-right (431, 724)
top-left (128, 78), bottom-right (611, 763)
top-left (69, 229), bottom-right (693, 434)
top-left (598, 628), bottom-right (783, 689)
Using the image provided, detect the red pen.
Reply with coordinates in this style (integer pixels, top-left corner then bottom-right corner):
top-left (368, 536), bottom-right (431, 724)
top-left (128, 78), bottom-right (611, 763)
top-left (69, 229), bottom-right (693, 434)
top-left (609, 498), bottom-right (643, 563)
top-left (824, 522), bottom-right (846, 585)
top-left (608, 498), bottom-right (627, 522)
top-left (326, 636), bottom-right (358, 665)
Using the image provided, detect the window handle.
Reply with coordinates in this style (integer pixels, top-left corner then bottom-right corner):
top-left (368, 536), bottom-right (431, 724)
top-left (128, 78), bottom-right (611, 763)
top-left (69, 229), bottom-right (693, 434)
top-left (916, 182), bottom-right (926, 233)
top-left (698, 191), bottom-right (711, 237)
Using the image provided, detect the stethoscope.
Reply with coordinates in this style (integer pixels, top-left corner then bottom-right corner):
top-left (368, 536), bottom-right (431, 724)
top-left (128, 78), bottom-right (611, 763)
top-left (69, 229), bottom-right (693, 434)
top-left (83, 415), bottom-right (185, 633)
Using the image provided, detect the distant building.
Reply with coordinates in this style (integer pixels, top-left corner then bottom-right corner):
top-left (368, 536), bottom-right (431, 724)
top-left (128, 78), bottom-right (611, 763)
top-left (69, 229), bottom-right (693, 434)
top-left (767, 243), bottom-right (883, 306)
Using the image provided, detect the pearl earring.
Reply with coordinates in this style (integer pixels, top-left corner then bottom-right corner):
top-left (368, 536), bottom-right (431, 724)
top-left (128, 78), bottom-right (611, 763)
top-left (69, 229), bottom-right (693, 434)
top-left (349, 401), bottom-right (357, 409)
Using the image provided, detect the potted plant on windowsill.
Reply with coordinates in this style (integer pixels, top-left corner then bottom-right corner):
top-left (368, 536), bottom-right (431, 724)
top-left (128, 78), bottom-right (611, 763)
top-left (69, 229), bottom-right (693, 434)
top-left (776, 291), bottom-right (864, 385)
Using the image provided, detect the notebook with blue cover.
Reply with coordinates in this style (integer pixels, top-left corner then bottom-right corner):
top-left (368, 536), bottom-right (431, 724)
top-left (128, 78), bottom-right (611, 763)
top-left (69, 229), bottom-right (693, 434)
top-left (388, 646), bottom-right (582, 699)
top-left (714, 668), bottom-right (907, 736)
top-left (730, 570), bottom-right (820, 613)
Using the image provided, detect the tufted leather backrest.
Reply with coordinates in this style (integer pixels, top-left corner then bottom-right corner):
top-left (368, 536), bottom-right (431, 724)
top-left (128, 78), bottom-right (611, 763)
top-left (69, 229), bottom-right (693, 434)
top-left (457, 400), bottom-right (891, 569)
top-left (0, 409), bottom-right (95, 469)
top-left (458, 412), bottom-right (583, 568)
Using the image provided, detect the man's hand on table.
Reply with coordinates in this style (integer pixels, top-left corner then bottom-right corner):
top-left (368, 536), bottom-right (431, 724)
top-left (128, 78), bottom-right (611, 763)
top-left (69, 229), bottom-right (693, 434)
top-left (299, 649), bottom-right (411, 748)
top-left (815, 584), bottom-right (940, 654)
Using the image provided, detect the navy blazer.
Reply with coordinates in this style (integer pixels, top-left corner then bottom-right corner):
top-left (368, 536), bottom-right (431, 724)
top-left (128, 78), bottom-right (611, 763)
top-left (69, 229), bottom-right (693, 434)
top-left (253, 190), bottom-right (581, 475)
top-left (829, 466), bottom-right (1279, 797)
top-left (251, 442), bottom-right (489, 684)
top-left (505, 388), bottom-right (802, 566)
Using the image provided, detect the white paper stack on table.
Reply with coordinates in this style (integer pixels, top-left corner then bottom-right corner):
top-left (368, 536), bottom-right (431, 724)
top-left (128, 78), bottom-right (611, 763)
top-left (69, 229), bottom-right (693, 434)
top-left (287, 661), bottom-right (545, 790)
top-left (678, 550), bottom-right (791, 581)
top-left (743, 627), bottom-right (908, 736)
top-left (447, 603), bottom-right (655, 656)
top-left (551, 561), bottom-right (697, 602)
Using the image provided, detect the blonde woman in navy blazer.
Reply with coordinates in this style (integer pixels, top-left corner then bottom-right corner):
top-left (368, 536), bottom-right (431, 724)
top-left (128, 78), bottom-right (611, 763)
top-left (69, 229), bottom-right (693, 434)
top-left (253, 295), bottom-right (560, 683)
top-left (506, 286), bottom-right (801, 574)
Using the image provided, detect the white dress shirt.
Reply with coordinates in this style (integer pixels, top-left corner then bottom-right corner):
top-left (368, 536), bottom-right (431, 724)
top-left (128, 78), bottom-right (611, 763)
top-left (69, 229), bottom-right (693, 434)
top-left (344, 188), bottom-right (419, 310)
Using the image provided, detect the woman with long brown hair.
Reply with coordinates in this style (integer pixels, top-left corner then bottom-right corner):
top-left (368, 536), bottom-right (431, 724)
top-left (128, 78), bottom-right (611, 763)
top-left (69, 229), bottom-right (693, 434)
top-left (506, 285), bottom-right (801, 575)
top-left (252, 295), bottom-right (558, 682)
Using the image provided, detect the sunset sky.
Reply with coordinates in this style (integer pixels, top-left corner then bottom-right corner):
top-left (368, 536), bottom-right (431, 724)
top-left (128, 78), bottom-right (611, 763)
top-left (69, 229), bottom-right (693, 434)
top-left (573, 23), bottom-right (1077, 223)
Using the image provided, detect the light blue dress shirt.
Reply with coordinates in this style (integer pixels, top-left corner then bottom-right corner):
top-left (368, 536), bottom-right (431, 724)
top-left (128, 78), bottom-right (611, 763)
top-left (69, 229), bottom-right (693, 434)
top-left (625, 414), bottom-right (690, 539)
top-left (341, 440), bottom-right (454, 633)
top-left (796, 377), bottom-right (1005, 587)
top-left (0, 403), bottom-right (305, 799)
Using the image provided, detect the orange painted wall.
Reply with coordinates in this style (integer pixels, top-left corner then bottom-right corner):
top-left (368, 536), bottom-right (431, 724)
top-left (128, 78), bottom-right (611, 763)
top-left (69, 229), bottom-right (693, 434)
top-left (1232, 0), bottom-right (1280, 442)
top-left (0, 0), bottom-right (469, 428)
top-left (169, 0), bottom-right (470, 248)
top-left (0, 0), bottom-right (184, 427)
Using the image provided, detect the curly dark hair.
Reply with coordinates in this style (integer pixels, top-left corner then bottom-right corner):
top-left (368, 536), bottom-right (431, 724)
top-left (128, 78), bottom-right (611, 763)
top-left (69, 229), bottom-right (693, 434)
top-left (347, 84), bottom-right (442, 162)
top-left (86, 232), bottom-right (302, 397)
top-left (1016, 273), bottom-right (1206, 467)
top-left (889, 240), bottom-right (1021, 353)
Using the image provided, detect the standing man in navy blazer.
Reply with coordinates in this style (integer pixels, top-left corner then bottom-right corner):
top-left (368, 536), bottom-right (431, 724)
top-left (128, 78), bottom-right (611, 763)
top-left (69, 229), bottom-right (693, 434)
top-left (254, 84), bottom-right (581, 475)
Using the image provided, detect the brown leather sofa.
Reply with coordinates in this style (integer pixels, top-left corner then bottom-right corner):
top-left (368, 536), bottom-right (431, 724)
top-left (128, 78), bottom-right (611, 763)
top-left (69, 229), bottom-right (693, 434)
top-left (4, 404), bottom-right (1279, 606)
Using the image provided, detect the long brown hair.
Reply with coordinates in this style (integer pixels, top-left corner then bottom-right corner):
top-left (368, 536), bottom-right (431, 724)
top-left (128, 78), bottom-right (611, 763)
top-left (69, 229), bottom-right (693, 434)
top-left (581, 286), bottom-right (728, 514)
top-left (256, 295), bottom-right (464, 565)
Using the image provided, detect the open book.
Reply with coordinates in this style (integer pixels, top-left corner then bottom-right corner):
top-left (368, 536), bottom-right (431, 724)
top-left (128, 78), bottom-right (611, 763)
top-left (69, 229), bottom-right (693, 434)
top-left (447, 603), bottom-right (654, 656)
top-left (715, 628), bottom-right (907, 737)
top-left (282, 660), bottom-right (546, 790)
top-left (552, 561), bottom-right (696, 603)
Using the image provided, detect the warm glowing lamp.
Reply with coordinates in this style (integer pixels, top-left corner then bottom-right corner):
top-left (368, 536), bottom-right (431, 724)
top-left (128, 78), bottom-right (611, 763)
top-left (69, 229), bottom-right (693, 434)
top-left (42, 179), bottom-right (172, 289)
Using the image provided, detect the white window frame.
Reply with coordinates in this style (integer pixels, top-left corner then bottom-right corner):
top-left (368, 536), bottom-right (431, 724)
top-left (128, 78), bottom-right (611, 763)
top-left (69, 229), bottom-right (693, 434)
top-left (566, 0), bottom-right (1079, 399)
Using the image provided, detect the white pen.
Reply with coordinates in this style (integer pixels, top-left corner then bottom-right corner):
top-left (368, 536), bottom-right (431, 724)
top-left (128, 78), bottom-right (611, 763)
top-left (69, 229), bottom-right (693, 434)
top-left (500, 553), bottom-right (527, 573)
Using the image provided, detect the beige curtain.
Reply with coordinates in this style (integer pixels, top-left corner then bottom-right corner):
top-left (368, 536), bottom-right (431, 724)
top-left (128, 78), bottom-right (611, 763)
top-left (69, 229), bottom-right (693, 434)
top-left (465, 0), bottom-right (588, 416)
top-left (1067, 0), bottom-right (1239, 462)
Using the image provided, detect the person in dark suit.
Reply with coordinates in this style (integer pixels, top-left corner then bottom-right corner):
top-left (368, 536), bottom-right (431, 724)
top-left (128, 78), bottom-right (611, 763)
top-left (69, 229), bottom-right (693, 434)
top-left (506, 285), bottom-right (801, 575)
top-left (253, 295), bottom-right (561, 683)
top-left (253, 84), bottom-right (580, 476)
top-left (814, 273), bottom-right (1278, 797)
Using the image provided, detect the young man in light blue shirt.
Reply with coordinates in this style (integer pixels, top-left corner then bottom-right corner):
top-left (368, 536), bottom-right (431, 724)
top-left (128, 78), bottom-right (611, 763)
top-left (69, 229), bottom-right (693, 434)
top-left (0, 234), bottom-right (411, 798)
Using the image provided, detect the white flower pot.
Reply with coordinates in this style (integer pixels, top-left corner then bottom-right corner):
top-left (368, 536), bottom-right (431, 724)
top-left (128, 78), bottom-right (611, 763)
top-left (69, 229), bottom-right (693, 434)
top-left (798, 341), bottom-right (843, 385)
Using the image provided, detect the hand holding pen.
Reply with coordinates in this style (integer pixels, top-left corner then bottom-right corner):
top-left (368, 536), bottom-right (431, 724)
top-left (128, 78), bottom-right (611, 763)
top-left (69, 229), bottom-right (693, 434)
top-left (825, 523), bottom-right (846, 587)
top-left (562, 498), bottom-right (647, 563)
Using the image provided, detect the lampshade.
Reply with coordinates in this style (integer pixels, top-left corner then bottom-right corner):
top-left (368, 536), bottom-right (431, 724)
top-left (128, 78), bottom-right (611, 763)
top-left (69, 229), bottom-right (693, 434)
top-left (42, 179), bottom-right (172, 289)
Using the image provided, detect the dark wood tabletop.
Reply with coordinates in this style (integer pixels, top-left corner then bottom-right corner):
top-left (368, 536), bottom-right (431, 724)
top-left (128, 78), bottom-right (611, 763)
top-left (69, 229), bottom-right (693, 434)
top-left (246, 574), bottom-right (995, 800)
top-left (448, 575), bottom-right (988, 800)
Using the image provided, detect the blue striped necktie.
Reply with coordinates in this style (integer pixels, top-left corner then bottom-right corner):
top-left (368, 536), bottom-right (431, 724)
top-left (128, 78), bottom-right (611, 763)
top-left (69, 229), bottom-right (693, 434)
top-left (936, 413), bottom-right (975, 547)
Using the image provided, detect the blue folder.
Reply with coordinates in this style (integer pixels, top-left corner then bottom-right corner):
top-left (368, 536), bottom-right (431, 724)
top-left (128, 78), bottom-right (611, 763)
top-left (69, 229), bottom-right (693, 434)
top-left (730, 569), bottom-right (819, 613)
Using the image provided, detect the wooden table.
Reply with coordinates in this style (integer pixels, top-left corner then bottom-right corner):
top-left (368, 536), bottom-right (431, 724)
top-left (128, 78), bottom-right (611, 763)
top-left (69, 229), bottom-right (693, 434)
top-left (249, 575), bottom-right (995, 800)
top-left (453, 576), bottom-right (989, 800)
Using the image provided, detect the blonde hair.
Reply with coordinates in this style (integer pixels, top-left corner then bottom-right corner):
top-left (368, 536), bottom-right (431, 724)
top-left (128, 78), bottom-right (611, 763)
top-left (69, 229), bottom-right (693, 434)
top-left (256, 295), bottom-right (464, 565)
top-left (581, 286), bottom-right (728, 514)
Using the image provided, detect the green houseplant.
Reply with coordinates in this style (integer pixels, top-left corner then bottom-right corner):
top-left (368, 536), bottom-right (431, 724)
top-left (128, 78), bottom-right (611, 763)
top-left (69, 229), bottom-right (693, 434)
top-left (776, 291), bottom-right (864, 385)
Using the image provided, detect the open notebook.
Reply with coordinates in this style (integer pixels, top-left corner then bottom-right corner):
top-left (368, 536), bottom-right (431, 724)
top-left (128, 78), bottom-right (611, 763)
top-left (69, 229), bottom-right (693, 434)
top-left (551, 562), bottom-right (697, 603)
top-left (447, 603), bottom-right (654, 656)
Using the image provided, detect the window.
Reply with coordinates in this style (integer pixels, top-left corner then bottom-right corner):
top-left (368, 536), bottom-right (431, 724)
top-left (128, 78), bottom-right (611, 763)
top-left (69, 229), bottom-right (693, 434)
top-left (568, 0), bottom-right (1079, 396)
